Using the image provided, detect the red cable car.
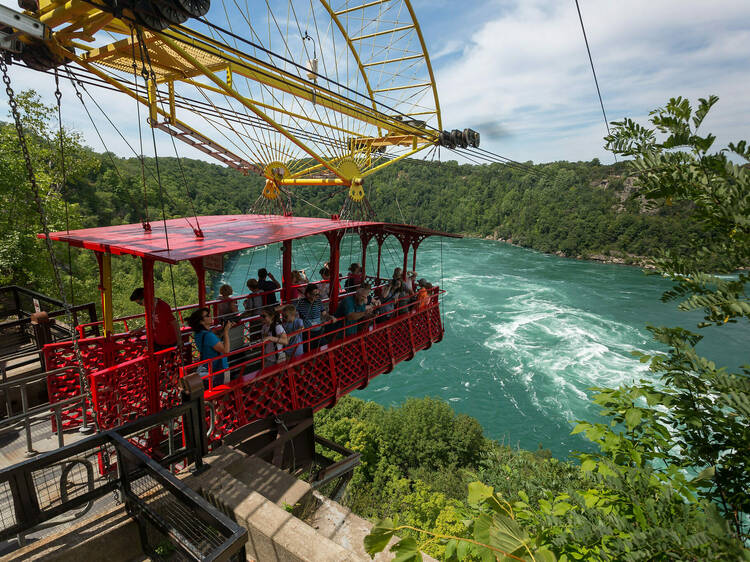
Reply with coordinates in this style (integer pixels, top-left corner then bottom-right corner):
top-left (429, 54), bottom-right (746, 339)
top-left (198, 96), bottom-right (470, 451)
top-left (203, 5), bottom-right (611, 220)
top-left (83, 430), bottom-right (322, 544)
top-left (41, 214), bottom-right (458, 442)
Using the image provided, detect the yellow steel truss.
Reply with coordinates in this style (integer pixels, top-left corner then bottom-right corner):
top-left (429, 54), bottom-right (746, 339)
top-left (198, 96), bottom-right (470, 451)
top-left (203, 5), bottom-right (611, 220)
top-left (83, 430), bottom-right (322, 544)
top-left (25, 0), bottom-right (443, 186)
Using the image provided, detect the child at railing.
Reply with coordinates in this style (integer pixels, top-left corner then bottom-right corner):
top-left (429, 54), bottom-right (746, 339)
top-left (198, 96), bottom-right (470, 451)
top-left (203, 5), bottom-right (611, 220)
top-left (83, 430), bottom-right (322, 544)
top-left (260, 308), bottom-right (287, 367)
top-left (281, 305), bottom-right (304, 359)
top-left (243, 279), bottom-right (263, 316)
top-left (217, 284), bottom-right (238, 319)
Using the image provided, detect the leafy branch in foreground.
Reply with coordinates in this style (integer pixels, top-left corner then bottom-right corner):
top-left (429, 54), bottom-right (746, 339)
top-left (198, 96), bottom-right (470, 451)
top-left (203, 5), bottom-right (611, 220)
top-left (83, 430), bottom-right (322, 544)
top-left (365, 482), bottom-right (554, 562)
top-left (595, 95), bottom-right (750, 542)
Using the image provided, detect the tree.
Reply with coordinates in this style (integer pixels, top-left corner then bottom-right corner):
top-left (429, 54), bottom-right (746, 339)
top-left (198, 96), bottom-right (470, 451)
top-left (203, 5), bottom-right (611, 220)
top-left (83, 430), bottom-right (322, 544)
top-left (0, 91), bottom-right (98, 299)
top-left (581, 96), bottom-right (750, 540)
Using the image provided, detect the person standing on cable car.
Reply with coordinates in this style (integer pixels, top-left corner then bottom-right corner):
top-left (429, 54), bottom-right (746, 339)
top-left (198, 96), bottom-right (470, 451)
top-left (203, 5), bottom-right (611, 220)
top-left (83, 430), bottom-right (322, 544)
top-left (257, 268), bottom-right (280, 306)
top-left (187, 308), bottom-right (233, 388)
top-left (296, 284), bottom-right (331, 350)
top-left (281, 305), bottom-right (305, 359)
top-left (344, 263), bottom-right (363, 292)
top-left (290, 270), bottom-right (308, 299)
top-left (130, 288), bottom-right (181, 352)
top-left (318, 266), bottom-right (331, 301)
top-left (336, 282), bottom-right (375, 337)
top-left (217, 284), bottom-right (238, 319)
top-left (243, 279), bottom-right (263, 317)
top-left (259, 308), bottom-right (288, 366)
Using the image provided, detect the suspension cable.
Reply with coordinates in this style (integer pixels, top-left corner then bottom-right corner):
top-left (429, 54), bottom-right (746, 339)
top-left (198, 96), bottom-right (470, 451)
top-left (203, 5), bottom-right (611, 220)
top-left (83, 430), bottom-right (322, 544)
top-left (131, 27), bottom-right (151, 231)
top-left (136, 27), bottom-right (184, 349)
top-left (2, 59), bottom-right (96, 432)
top-left (64, 68), bottom-right (146, 223)
top-left (573, 0), bottom-right (615, 161)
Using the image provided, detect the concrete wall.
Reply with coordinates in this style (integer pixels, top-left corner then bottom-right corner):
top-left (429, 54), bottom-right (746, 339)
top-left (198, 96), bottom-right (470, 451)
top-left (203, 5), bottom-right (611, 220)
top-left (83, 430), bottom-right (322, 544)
top-left (187, 450), bottom-right (365, 562)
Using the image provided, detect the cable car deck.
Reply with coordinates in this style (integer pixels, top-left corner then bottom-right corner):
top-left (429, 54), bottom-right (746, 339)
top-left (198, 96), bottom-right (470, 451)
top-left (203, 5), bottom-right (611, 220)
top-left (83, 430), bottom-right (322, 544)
top-left (36, 214), bottom-right (457, 444)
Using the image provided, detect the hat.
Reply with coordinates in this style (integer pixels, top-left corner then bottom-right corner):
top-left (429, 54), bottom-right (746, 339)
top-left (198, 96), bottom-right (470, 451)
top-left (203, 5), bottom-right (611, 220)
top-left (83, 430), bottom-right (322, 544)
top-left (417, 278), bottom-right (427, 287)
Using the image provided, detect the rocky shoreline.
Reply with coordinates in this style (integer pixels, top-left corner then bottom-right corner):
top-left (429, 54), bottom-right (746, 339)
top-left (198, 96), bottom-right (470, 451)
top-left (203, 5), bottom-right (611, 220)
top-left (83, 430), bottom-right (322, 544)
top-left (479, 234), bottom-right (656, 269)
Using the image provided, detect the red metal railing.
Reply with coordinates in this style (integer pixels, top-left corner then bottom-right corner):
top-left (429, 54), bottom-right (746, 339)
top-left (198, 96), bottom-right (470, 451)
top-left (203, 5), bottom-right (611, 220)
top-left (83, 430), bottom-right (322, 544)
top-left (44, 284), bottom-right (443, 437)
top-left (196, 297), bottom-right (443, 442)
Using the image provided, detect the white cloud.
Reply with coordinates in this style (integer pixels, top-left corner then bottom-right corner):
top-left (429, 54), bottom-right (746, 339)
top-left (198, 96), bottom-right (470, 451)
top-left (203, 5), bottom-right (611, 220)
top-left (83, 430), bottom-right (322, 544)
top-left (432, 0), bottom-right (750, 163)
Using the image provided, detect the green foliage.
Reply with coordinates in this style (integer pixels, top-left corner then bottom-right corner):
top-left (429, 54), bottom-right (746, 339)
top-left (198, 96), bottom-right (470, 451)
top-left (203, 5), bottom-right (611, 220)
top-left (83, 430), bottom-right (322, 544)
top-left (329, 395), bottom-right (747, 560)
top-left (0, 92), bottom-right (98, 299)
top-left (364, 483), bottom-right (553, 562)
top-left (599, 95), bottom-right (750, 541)
top-left (380, 397), bottom-right (486, 472)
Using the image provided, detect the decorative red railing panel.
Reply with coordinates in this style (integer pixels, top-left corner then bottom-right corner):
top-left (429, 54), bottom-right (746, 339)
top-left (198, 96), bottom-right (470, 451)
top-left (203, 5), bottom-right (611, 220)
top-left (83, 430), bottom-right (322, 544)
top-left (388, 318), bottom-right (412, 361)
top-left (90, 356), bottom-right (151, 430)
top-left (238, 370), bottom-right (295, 422)
top-left (155, 348), bottom-right (185, 411)
top-left (293, 353), bottom-right (336, 410)
top-left (411, 310), bottom-right (431, 349)
top-left (334, 341), bottom-right (367, 393)
top-left (44, 333), bottom-right (149, 429)
top-left (209, 389), bottom-right (246, 439)
top-left (44, 337), bottom-right (108, 429)
top-left (364, 329), bottom-right (391, 377)
top-left (428, 306), bottom-right (442, 340)
top-left (111, 333), bottom-right (148, 364)
top-left (43, 300), bottom-right (444, 442)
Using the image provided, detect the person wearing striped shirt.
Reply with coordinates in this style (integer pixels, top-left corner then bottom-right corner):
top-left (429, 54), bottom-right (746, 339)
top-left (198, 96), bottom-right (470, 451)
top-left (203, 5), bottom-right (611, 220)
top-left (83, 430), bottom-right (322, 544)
top-left (296, 284), bottom-right (330, 350)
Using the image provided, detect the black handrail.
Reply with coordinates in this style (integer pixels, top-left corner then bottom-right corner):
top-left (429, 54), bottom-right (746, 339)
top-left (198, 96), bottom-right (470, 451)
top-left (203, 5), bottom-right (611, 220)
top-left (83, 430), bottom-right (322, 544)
top-left (0, 385), bottom-right (236, 560)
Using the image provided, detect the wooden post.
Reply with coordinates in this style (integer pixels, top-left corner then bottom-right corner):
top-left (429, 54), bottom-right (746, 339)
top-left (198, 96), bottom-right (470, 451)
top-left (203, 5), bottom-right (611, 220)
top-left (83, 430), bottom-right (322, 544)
top-left (282, 239), bottom-right (293, 303)
top-left (96, 252), bottom-right (114, 336)
top-left (142, 257), bottom-right (155, 355)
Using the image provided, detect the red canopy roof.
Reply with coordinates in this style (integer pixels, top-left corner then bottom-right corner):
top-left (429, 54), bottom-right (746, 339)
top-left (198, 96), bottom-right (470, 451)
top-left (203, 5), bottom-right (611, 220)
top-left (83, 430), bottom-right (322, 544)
top-left (40, 214), bottom-right (458, 263)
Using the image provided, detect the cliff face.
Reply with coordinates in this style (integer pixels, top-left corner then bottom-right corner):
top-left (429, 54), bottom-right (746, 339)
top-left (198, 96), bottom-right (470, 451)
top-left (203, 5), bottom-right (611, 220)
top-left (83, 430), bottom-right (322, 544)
top-left (592, 175), bottom-right (657, 215)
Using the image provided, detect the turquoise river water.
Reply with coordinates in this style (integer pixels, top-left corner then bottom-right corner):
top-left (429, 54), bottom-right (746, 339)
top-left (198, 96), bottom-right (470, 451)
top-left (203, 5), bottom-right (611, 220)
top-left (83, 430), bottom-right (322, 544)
top-left (218, 236), bottom-right (748, 460)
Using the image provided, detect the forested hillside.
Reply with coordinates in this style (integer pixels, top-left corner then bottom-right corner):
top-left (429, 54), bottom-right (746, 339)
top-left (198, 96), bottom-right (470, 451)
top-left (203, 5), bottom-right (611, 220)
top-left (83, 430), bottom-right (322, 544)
top-left (66, 150), bottom-right (701, 263)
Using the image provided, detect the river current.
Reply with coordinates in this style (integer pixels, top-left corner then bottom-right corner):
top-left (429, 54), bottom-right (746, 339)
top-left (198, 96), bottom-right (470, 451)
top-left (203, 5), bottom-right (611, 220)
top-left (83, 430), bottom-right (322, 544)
top-left (219, 236), bottom-right (748, 459)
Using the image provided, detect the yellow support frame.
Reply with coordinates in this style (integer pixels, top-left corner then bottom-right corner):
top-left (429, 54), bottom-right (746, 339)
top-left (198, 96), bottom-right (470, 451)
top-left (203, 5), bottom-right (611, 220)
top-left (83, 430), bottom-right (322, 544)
top-left (51, 43), bottom-right (264, 174)
top-left (158, 34), bottom-right (346, 181)
top-left (101, 252), bottom-right (113, 336)
top-left (177, 78), bottom-right (360, 138)
top-left (158, 27), bottom-right (423, 137)
top-left (35, 0), bottom-right (443, 183)
top-left (360, 141), bottom-right (432, 178)
top-left (404, 0), bottom-right (442, 130)
top-left (319, 0), bottom-right (382, 137)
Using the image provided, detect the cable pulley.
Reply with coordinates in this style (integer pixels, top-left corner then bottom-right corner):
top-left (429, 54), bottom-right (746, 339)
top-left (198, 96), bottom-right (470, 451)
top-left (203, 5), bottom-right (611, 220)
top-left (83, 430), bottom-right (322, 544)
top-left (98, 0), bottom-right (211, 30)
top-left (438, 128), bottom-right (479, 149)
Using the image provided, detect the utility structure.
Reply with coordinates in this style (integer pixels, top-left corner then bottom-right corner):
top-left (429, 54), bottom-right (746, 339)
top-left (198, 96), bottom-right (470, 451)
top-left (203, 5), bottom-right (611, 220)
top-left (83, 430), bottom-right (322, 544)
top-left (1, 0), bottom-right (479, 218)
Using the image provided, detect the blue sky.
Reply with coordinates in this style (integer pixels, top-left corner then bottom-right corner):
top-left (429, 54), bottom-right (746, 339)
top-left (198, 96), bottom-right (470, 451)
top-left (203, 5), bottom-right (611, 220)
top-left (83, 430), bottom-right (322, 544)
top-left (416, 0), bottom-right (750, 163)
top-left (1, 0), bottom-right (749, 165)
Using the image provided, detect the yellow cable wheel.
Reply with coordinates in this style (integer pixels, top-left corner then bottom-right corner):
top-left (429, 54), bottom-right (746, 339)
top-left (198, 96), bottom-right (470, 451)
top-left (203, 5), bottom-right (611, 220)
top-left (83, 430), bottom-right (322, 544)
top-left (261, 162), bottom-right (289, 200)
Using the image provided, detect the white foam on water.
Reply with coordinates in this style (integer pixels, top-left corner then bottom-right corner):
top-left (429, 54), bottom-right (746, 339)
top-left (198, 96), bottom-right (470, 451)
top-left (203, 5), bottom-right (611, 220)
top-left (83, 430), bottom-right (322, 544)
top-left (485, 287), bottom-right (660, 422)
